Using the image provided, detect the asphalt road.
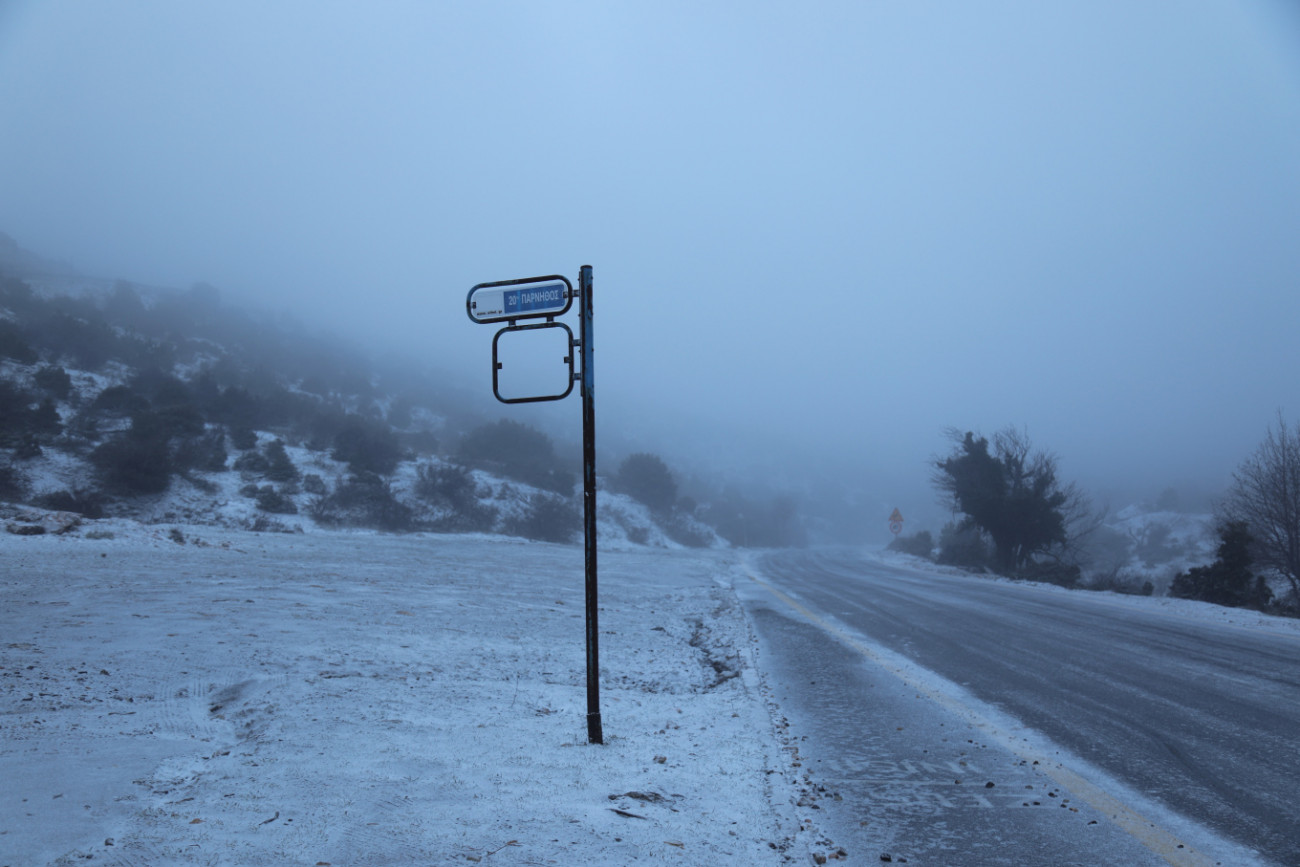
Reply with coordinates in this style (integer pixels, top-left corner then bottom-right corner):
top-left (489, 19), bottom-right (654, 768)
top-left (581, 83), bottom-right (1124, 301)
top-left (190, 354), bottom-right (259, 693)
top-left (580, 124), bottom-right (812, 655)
top-left (742, 549), bottom-right (1300, 866)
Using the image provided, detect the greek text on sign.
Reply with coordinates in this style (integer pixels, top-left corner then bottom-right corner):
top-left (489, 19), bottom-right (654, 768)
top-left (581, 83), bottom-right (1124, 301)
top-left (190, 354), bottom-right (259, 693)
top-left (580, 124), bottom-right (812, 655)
top-left (506, 284), bottom-right (565, 315)
top-left (467, 275), bottom-right (573, 324)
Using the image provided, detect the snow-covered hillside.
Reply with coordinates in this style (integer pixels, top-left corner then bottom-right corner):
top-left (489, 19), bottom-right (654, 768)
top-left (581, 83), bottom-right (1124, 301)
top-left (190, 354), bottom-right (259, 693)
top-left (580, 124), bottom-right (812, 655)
top-left (0, 271), bottom-right (725, 551)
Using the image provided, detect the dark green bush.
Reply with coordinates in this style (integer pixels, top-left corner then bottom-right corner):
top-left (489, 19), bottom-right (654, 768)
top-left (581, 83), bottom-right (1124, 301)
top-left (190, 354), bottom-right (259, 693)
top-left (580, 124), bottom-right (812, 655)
top-left (27, 398), bottom-right (61, 439)
top-left (252, 485), bottom-right (298, 515)
top-left (659, 511), bottom-right (714, 548)
top-left (413, 462), bottom-right (497, 532)
top-left (0, 320), bottom-right (38, 364)
top-left (173, 429), bottom-right (228, 473)
top-left (35, 488), bottom-right (105, 518)
top-left (504, 493), bottom-right (579, 544)
top-left (229, 426), bottom-right (258, 450)
top-left (0, 382), bottom-right (40, 447)
top-left (1019, 559), bottom-right (1082, 588)
top-left (332, 414), bottom-right (401, 475)
top-left (1171, 521), bottom-right (1273, 609)
top-left (0, 464), bottom-right (28, 502)
top-left (89, 424), bottom-right (172, 495)
top-left (233, 450), bottom-right (271, 476)
top-left (33, 365), bottom-right (72, 399)
top-left (262, 439), bottom-right (299, 482)
top-left (1086, 568), bottom-right (1155, 596)
top-left (91, 385), bottom-right (150, 417)
top-left (308, 472), bottom-right (413, 532)
top-left (614, 453), bottom-right (677, 513)
top-left (937, 521), bottom-right (991, 570)
top-left (457, 419), bottom-right (573, 496)
top-left (888, 530), bottom-right (935, 558)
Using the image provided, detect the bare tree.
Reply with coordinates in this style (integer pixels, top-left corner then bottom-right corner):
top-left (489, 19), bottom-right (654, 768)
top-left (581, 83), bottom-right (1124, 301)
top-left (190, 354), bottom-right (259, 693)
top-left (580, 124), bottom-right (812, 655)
top-left (1220, 413), bottom-right (1300, 604)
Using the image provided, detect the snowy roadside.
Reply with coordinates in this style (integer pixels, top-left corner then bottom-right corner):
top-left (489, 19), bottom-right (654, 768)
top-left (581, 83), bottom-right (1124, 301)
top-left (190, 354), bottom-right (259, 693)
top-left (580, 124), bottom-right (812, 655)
top-left (876, 548), bottom-right (1300, 638)
top-left (0, 523), bottom-right (805, 866)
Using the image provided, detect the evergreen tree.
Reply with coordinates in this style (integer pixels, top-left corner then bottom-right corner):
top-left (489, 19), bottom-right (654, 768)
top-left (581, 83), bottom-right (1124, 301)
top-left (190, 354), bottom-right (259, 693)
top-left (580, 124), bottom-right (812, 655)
top-left (1170, 521), bottom-right (1273, 609)
top-left (933, 428), bottom-right (1073, 575)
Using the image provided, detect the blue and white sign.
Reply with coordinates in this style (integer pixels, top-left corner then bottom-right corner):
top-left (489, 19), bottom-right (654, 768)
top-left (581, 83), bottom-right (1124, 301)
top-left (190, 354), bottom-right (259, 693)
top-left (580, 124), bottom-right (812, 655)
top-left (467, 275), bottom-right (572, 324)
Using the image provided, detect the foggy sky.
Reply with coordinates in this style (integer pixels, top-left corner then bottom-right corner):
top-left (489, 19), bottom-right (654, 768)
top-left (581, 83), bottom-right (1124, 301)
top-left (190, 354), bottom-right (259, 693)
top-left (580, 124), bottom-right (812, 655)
top-left (2, 1), bottom-right (1299, 530)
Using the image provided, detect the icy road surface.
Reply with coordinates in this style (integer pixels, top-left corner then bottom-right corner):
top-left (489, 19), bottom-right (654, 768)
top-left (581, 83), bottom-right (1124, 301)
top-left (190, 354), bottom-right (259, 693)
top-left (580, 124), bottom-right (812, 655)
top-left (741, 549), bottom-right (1300, 866)
top-left (1, 525), bottom-right (804, 866)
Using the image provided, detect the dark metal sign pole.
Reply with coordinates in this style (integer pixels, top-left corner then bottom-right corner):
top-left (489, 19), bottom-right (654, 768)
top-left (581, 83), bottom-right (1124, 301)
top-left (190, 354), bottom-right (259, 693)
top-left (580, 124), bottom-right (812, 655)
top-left (579, 264), bottom-right (602, 745)
top-left (465, 266), bottom-right (602, 745)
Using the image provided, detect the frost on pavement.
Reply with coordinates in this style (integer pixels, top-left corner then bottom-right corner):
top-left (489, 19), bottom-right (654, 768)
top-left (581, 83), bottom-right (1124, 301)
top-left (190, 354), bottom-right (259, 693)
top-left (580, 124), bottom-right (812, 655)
top-left (0, 524), bottom-right (799, 865)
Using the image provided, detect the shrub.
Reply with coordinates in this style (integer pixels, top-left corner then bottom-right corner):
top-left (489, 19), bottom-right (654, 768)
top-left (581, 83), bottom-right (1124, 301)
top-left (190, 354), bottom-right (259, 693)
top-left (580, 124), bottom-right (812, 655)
top-left (614, 453), bottom-right (677, 513)
top-left (332, 414), bottom-right (401, 475)
top-left (302, 473), bottom-right (327, 496)
top-left (28, 398), bottom-right (62, 439)
top-left (91, 385), bottom-right (150, 417)
top-left (937, 522), bottom-right (991, 570)
top-left (33, 365), bottom-right (73, 400)
top-left (229, 426), bottom-right (258, 450)
top-left (413, 462), bottom-right (498, 532)
top-left (1170, 521), bottom-right (1273, 609)
top-left (252, 485), bottom-right (298, 515)
top-left (31, 311), bottom-right (119, 370)
top-left (504, 493), bottom-right (580, 543)
top-left (215, 388), bottom-right (261, 434)
top-left (0, 464), bottom-right (28, 502)
top-left (0, 320), bottom-right (38, 364)
top-left (308, 472), bottom-right (413, 532)
top-left (233, 450), bottom-right (271, 476)
top-left (888, 530), bottom-right (935, 558)
top-left (173, 429), bottom-right (228, 473)
top-left (1086, 568), bottom-right (1155, 596)
top-left (414, 462), bottom-right (476, 507)
top-left (458, 419), bottom-right (574, 496)
top-left (35, 488), bottom-right (105, 518)
top-left (1019, 559), bottom-right (1082, 588)
top-left (0, 388), bottom-right (63, 451)
top-left (263, 439), bottom-right (299, 482)
top-left (0, 381), bottom-right (34, 446)
top-left (659, 511), bottom-right (714, 548)
top-left (89, 424), bottom-right (172, 495)
top-left (246, 514), bottom-right (299, 533)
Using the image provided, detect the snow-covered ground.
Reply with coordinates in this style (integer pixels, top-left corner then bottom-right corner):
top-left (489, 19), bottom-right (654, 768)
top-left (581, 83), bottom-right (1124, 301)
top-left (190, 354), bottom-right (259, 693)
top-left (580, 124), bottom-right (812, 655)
top-left (0, 521), bottom-right (801, 866)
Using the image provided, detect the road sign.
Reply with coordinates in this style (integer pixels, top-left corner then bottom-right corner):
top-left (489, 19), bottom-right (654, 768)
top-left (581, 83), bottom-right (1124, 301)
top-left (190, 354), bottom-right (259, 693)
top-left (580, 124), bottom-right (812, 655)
top-left (889, 508), bottom-right (904, 523)
top-left (464, 266), bottom-right (602, 745)
top-left (467, 275), bottom-right (572, 324)
top-left (888, 508), bottom-right (903, 536)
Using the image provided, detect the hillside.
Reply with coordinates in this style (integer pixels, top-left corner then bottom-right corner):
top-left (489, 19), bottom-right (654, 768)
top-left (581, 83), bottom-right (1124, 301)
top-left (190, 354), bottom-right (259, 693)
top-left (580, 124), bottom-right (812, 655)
top-left (0, 261), bottom-right (723, 549)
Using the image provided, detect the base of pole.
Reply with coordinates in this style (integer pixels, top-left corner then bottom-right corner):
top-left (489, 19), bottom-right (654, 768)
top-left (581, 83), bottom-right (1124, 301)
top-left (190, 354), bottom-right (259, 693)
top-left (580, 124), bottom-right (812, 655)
top-left (587, 712), bottom-right (604, 745)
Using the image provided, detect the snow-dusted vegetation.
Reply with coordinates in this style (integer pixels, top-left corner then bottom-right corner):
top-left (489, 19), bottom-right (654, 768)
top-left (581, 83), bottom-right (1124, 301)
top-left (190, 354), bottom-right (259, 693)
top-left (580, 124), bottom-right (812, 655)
top-left (0, 267), bottom-right (735, 551)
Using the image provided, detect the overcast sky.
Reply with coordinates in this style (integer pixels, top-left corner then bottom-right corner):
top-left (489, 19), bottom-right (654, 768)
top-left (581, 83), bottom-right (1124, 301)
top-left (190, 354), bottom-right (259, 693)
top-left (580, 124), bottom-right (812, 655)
top-left (2, 1), bottom-right (1299, 527)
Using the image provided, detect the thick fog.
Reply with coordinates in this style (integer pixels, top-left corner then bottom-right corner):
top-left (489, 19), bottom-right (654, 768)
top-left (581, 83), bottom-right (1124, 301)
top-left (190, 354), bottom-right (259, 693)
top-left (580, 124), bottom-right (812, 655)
top-left (2, 1), bottom-right (1299, 533)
